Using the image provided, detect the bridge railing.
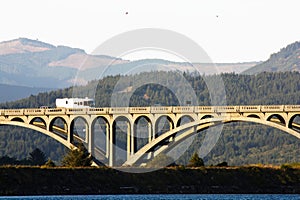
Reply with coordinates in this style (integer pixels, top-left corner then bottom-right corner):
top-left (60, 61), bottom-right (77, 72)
top-left (3, 109), bottom-right (24, 116)
top-left (4, 105), bottom-right (300, 117)
top-left (240, 106), bottom-right (261, 112)
top-left (66, 108), bottom-right (88, 115)
top-left (214, 106), bottom-right (239, 113)
top-left (194, 106), bottom-right (214, 113)
top-left (87, 108), bottom-right (109, 114)
top-left (261, 105), bottom-right (284, 112)
top-left (109, 107), bottom-right (129, 114)
top-left (151, 107), bottom-right (172, 113)
top-left (172, 106), bottom-right (194, 113)
top-left (24, 109), bottom-right (45, 115)
top-left (283, 105), bottom-right (300, 112)
top-left (45, 108), bottom-right (66, 115)
top-left (129, 107), bottom-right (151, 113)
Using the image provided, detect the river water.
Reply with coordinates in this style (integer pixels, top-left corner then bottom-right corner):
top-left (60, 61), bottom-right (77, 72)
top-left (0, 194), bottom-right (299, 200)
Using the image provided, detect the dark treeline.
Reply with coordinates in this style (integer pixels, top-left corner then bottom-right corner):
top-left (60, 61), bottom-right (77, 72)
top-left (1, 71), bottom-right (300, 165)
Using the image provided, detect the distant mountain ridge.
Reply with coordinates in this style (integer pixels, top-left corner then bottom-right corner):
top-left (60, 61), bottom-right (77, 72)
top-left (0, 38), bottom-right (55, 55)
top-left (0, 38), bottom-right (128, 88)
top-left (0, 38), bottom-right (258, 88)
top-left (243, 41), bottom-right (300, 74)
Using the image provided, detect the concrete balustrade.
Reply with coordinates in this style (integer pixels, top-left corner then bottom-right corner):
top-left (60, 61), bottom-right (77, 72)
top-left (261, 105), bottom-right (284, 112)
top-left (24, 109), bottom-right (45, 115)
top-left (172, 106), bottom-right (194, 113)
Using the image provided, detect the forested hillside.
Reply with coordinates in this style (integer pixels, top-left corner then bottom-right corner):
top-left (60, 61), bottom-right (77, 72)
top-left (3, 71), bottom-right (300, 108)
top-left (244, 41), bottom-right (300, 74)
top-left (1, 71), bottom-right (300, 165)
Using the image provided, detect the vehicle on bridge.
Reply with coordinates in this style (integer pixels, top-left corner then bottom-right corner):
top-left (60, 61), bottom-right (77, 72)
top-left (55, 97), bottom-right (95, 108)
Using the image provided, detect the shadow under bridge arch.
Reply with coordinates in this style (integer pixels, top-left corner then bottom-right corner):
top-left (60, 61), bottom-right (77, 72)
top-left (133, 115), bottom-right (152, 153)
top-left (91, 116), bottom-right (110, 164)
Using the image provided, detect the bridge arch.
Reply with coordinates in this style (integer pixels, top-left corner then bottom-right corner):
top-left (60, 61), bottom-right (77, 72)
top-left (155, 115), bottom-right (174, 138)
top-left (200, 114), bottom-right (214, 120)
top-left (49, 116), bottom-right (69, 141)
top-left (112, 116), bottom-right (132, 166)
top-left (70, 116), bottom-right (89, 142)
top-left (11, 117), bottom-right (25, 123)
top-left (288, 114), bottom-right (300, 130)
top-left (134, 116), bottom-right (152, 152)
top-left (124, 116), bottom-right (300, 166)
top-left (245, 114), bottom-right (261, 119)
top-left (176, 115), bottom-right (195, 127)
top-left (29, 117), bottom-right (47, 129)
top-left (266, 114), bottom-right (286, 126)
top-left (133, 115), bottom-right (152, 124)
top-left (92, 116), bottom-right (110, 158)
top-left (0, 121), bottom-right (74, 150)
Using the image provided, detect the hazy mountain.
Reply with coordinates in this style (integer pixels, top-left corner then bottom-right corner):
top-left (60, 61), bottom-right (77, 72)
top-left (243, 41), bottom-right (300, 74)
top-left (0, 83), bottom-right (53, 103)
top-left (0, 38), bottom-right (258, 102)
top-left (0, 38), bottom-right (258, 86)
top-left (0, 38), bottom-right (127, 88)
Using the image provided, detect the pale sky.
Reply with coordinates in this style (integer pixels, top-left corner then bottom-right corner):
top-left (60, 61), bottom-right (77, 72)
top-left (1, 0), bottom-right (300, 63)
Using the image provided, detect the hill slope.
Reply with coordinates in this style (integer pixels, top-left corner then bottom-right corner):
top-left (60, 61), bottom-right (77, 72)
top-left (244, 41), bottom-right (300, 74)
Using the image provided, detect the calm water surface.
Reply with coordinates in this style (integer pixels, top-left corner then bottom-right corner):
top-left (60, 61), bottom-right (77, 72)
top-left (0, 194), bottom-right (299, 200)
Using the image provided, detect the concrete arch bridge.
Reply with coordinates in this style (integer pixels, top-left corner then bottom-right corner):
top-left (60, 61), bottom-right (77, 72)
top-left (1, 105), bottom-right (300, 167)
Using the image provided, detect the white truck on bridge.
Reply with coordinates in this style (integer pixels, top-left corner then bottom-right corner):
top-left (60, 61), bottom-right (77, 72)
top-left (55, 97), bottom-right (94, 108)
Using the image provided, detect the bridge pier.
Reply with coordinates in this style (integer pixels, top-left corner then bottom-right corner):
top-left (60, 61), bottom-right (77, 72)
top-left (109, 123), bottom-right (114, 167)
top-left (128, 121), bottom-right (133, 159)
top-left (88, 123), bottom-right (94, 155)
top-left (67, 123), bottom-right (72, 144)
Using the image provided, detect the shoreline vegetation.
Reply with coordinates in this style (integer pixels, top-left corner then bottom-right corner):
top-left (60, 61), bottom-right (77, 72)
top-left (0, 164), bottom-right (299, 195)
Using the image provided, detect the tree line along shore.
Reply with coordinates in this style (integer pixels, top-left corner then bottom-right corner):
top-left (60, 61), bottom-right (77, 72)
top-left (0, 165), bottom-right (299, 195)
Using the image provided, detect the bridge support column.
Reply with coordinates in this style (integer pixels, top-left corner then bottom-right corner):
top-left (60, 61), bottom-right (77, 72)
top-left (152, 124), bottom-right (156, 140)
top-left (67, 123), bottom-right (72, 144)
top-left (88, 123), bottom-right (94, 155)
top-left (106, 123), bottom-right (109, 158)
top-left (128, 121), bottom-right (133, 159)
top-left (109, 123), bottom-right (114, 167)
top-left (148, 122), bottom-right (152, 143)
